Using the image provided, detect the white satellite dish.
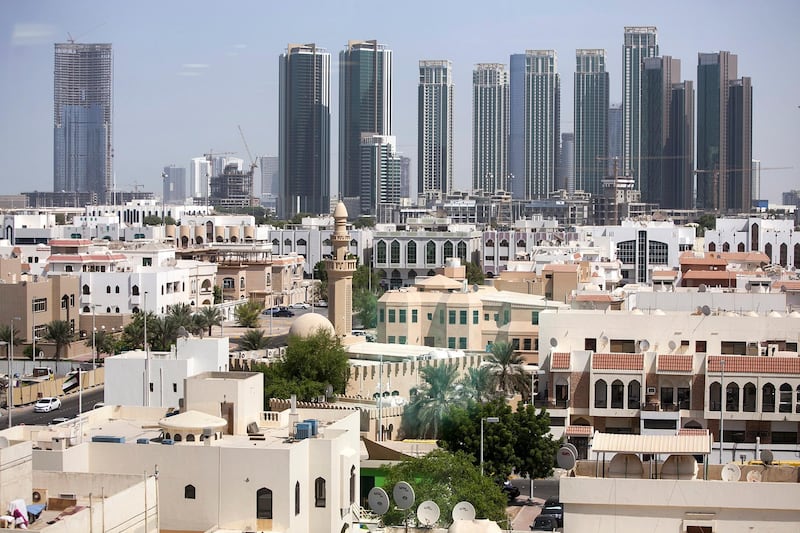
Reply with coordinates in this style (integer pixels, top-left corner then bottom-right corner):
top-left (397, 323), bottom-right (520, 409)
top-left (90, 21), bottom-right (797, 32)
top-left (668, 340), bottom-right (677, 351)
top-left (563, 442), bottom-right (579, 459)
top-left (549, 337), bottom-right (558, 348)
top-left (556, 446), bottom-right (577, 470)
top-left (452, 501), bottom-right (476, 521)
top-left (639, 339), bottom-right (650, 352)
top-left (0, 436), bottom-right (8, 449)
top-left (392, 481), bottom-right (415, 511)
top-left (599, 335), bottom-right (609, 346)
top-left (367, 487), bottom-right (390, 515)
top-left (721, 463), bottom-right (741, 482)
top-left (746, 470), bottom-right (762, 483)
top-left (38, 351), bottom-right (44, 358)
top-left (416, 500), bottom-right (441, 526)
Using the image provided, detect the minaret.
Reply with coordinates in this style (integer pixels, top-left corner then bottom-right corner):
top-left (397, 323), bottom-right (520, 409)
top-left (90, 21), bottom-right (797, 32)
top-left (326, 201), bottom-right (356, 338)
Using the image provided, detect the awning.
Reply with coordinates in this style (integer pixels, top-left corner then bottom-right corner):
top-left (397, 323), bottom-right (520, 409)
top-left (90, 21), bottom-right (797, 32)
top-left (590, 431), bottom-right (712, 455)
top-left (565, 425), bottom-right (593, 437)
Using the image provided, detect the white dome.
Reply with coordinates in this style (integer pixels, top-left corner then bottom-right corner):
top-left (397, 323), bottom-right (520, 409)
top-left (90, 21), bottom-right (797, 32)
top-left (288, 312), bottom-right (335, 338)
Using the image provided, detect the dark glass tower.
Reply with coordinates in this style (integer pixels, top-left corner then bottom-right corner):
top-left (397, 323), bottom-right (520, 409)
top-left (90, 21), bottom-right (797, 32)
top-left (418, 60), bottom-right (453, 202)
top-left (574, 49), bottom-right (609, 197)
top-left (622, 26), bottom-right (658, 183)
top-left (279, 43), bottom-right (331, 218)
top-left (53, 43), bottom-right (113, 202)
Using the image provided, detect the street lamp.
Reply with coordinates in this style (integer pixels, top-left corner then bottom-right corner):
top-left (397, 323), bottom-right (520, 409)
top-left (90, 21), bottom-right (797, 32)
top-left (0, 341), bottom-right (8, 428)
top-left (480, 416), bottom-right (500, 476)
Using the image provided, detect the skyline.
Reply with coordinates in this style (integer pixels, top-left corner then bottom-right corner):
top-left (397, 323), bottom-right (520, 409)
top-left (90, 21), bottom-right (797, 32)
top-left (1, 0), bottom-right (798, 204)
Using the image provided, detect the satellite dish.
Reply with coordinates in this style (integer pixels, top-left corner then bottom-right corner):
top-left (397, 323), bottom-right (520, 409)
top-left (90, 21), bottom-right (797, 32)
top-left (452, 501), bottom-right (476, 521)
top-left (746, 470), bottom-right (762, 483)
top-left (38, 351), bottom-right (44, 358)
top-left (721, 463), bottom-right (741, 482)
top-left (392, 481), bottom-right (415, 510)
top-left (701, 305), bottom-right (711, 316)
top-left (549, 337), bottom-right (558, 348)
top-left (760, 450), bottom-right (774, 465)
top-left (367, 487), bottom-right (390, 515)
top-left (698, 284), bottom-right (707, 293)
top-left (177, 326), bottom-right (189, 338)
top-left (0, 436), bottom-right (8, 448)
top-left (473, 284), bottom-right (479, 293)
top-left (639, 339), bottom-right (650, 352)
top-left (416, 500), bottom-right (441, 526)
top-left (668, 340), bottom-right (677, 351)
top-left (556, 446), bottom-right (577, 470)
top-left (563, 442), bottom-right (579, 458)
top-left (599, 335), bottom-right (609, 346)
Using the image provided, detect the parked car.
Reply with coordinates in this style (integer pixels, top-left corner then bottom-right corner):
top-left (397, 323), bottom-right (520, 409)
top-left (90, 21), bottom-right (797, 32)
top-left (274, 308), bottom-right (295, 318)
top-left (49, 417), bottom-right (70, 425)
top-left (290, 302), bottom-right (311, 309)
top-left (315, 300), bottom-right (328, 307)
top-left (34, 397), bottom-right (61, 413)
top-left (262, 306), bottom-right (281, 316)
top-left (530, 515), bottom-right (559, 531)
top-left (501, 480), bottom-right (520, 503)
top-left (539, 500), bottom-right (563, 527)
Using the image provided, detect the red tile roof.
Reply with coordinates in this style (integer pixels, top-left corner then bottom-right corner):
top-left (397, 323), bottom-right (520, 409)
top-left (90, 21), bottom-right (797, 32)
top-left (551, 352), bottom-right (571, 370)
top-left (707, 355), bottom-right (800, 375)
top-left (658, 355), bottom-right (693, 372)
top-left (682, 271), bottom-right (737, 280)
top-left (574, 294), bottom-right (617, 302)
top-left (49, 239), bottom-right (92, 246)
top-left (677, 428), bottom-right (709, 436)
top-left (773, 280), bottom-right (800, 292)
top-left (593, 353), bottom-right (644, 371)
top-left (544, 264), bottom-right (579, 273)
top-left (565, 425), bottom-right (593, 437)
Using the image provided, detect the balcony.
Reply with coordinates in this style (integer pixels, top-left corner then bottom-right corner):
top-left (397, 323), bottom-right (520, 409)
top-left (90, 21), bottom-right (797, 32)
top-left (326, 259), bottom-right (357, 271)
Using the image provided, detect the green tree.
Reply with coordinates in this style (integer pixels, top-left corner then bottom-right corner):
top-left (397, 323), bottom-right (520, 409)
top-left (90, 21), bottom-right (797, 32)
top-left (234, 300), bottom-right (262, 328)
top-left (353, 264), bottom-right (381, 293)
top-left (198, 306), bottom-right (223, 337)
top-left (486, 341), bottom-right (530, 398)
top-left (511, 403), bottom-right (560, 481)
top-left (466, 261), bottom-right (485, 285)
top-left (262, 329), bottom-right (348, 401)
top-left (142, 215), bottom-right (164, 226)
top-left (380, 450), bottom-right (507, 526)
top-left (213, 285), bottom-right (222, 304)
top-left (402, 364), bottom-right (462, 439)
top-left (163, 215), bottom-right (177, 226)
top-left (0, 325), bottom-right (24, 351)
top-left (120, 312), bottom-right (157, 351)
top-left (353, 288), bottom-right (377, 328)
top-left (239, 329), bottom-right (269, 350)
top-left (43, 320), bottom-right (74, 360)
top-left (169, 303), bottom-right (194, 328)
top-left (290, 212), bottom-right (311, 225)
top-left (696, 214), bottom-right (716, 237)
top-left (353, 216), bottom-right (375, 229)
top-left (149, 315), bottom-right (181, 351)
top-left (313, 261), bottom-right (328, 302)
top-left (458, 366), bottom-right (496, 404)
top-left (85, 330), bottom-right (117, 357)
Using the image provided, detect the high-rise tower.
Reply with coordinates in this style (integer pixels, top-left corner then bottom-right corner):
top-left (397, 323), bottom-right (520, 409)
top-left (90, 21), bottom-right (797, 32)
top-left (509, 50), bottom-right (561, 199)
top-left (418, 60), bottom-right (454, 201)
top-left (339, 40), bottom-right (393, 214)
top-left (574, 50), bottom-right (609, 196)
top-left (622, 26), bottom-right (658, 183)
top-left (472, 63), bottom-right (509, 195)
top-left (360, 134), bottom-right (401, 220)
top-left (53, 42), bottom-right (113, 202)
top-left (279, 43), bottom-right (331, 218)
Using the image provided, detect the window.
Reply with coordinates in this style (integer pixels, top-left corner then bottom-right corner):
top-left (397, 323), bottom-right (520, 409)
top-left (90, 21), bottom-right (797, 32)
top-left (82, 284), bottom-right (90, 295)
top-left (617, 240), bottom-right (635, 264)
top-left (240, 277), bottom-right (245, 289)
top-left (458, 337), bottom-right (467, 349)
top-left (648, 241), bottom-right (668, 265)
top-left (257, 488), bottom-right (273, 519)
top-left (115, 285), bottom-right (120, 294)
top-left (484, 313), bottom-right (490, 321)
top-left (443, 241), bottom-right (453, 260)
top-left (173, 383), bottom-right (178, 393)
top-left (184, 484), bottom-right (196, 499)
top-left (106, 285), bottom-right (111, 293)
top-left (710, 382), bottom-right (721, 411)
top-left (399, 310), bottom-right (407, 323)
top-left (70, 294), bottom-right (75, 306)
top-left (457, 242), bottom-right (467, 263)
top-left (595, 380), bottom-right (607, 408)
top-left (349, 466), bottom-right (356, 504)
top-left (531, 311), bottom-right (539, 325)
top-left (295, 481), bottom-right (300, 515)
top-left (65, 265), bottom-right (73, 272)
top-left (390, 241), bottom-right (400, 264)
top-left (142, 257), bottom-right (152, 267)
top-left (412, 309), bottom-right (418, 323)
top-left (376, 241), bottom-right (387, 264)
top-left (32, 298), bottom-right (47, 313)
top-left (407, 241), bottom-right (417, 264)
top-left (426, 241), bottom-right (436, 264)
top-left (779, 383), bottom-right (792, 413)
top-left (315, 477), bottom-right (326, 507)
top-left (459, 310), bottom-right (467, 325)
top-left (379, 309), bottom-right (385, 323)
top-left (523, 338), bottom-right (532, 351)
top-left (427, 312), bottom-right (432, 321)
top-left (399, 336), bottom-right (407, 344)
top-left (223, 277), bottom-right (235, 289)
top-left (388, 309), bottom-right (396, 323)
top-left (628, 380), bottom-right (641, 409)
top-left (726, 383), bottom-right (740, 411)
top-left (695, 340), bottom-right (707, 353)
top-left (611, 380), bottom-right (624, 409)
top-left (448, 310), bottom-right (456, 324)
top-left (448, 337), bottom-right (456, 349)
top-left (388, 336), bottom-right (395, 344)
top-left (132, 285), bottom-right (139, 296)
top-left (743, 383), bottom-right (757, 412)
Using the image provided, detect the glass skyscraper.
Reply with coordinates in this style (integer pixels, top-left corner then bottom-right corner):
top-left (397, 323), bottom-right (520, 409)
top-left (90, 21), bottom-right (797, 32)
top-left (339, 40), bottom-right (393, 215)
top-left (53, 42), bottom-right (113, 202)
top-left (472, 63), bottom-right (509, 195)
top-left (574, 50), bottom-right (609, 197)
top-left (622, 26), bottom-right (658, 183)
top-left (279, 43), bottom-right (331, 218)
top-left (360, 134), bottom-right (400, 220)
top-left (418, 60), bottom-right (453, 202)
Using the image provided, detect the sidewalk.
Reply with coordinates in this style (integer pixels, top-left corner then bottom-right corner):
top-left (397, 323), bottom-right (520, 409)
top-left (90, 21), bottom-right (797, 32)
top-left (509, 497), bottom-right (545, 531)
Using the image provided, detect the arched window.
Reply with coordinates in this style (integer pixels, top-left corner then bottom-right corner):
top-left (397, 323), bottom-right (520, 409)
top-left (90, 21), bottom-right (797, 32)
top-left (779, 243), bottom-right (788, 267)
top-left (743, 382), bottom-right (757, 412)
top-left (272, 239), bottom-right (279, 247)
top-left (710, 381), bottom-right (722, 411)
top-left (407, 270), bottom-right (417, 281)
top-left (202, 279), bottom-right (211, 290)
top-left (486, 239), bottom-right (495, 248)
top-left (132, 285), bottom-right (140, 296)
top-left (722, 242), bottom-right (730, 252)
top-left (737, 242), bottom-right (745, 252)
top-left (708, 242), bottom-right (716, 252)
top-left (390, 240), bottom-right (400, 264)
top-left (106, 307), bottom-right (111, 313)
top-left (426, 241), bottom-right (436, 265)
top-left (215, 235), bottom-right (224, 243)
top-left (765, 243), bottom-right (773, 262)
top-left (627, 380), bottom-right (641, 409)
top-left (315, 477), bottom-right (326, 507)
top-left (115, 285), bottom-right (120, 294)
top-left (65, 265), bottom-right (73, 272)
top-left (499, 239), bottom-right (509, 248)
top-left (726, 383), bottom-right (740, 412)
top-left (106, 285), bottom-right (111, 293)
top-left (376, 241), bottom-right (387, 264)
top-left (186, 434), bottom-right (195, 442)
top-left (751, 223), bottom-right (759, 251)
top-left (115, 307), bottom-right (120, 313)
top-left (82, 284), bottom-right (90, 295)
top-left (407, 241), bottom-right (417, 264)
top-left (257, 488), bottom-right (273, 519)
top-left (779, 383), bottom-right (792, 413)
top-left (443, 241), bottom-right (453, 260)
top-left (427, 270), bottom-right (436, 276)
top-left (350, 239), bottom-right (358, 247)
top-left (594, 380), bottom-right (607, 408)
top-left (174, 433), bottom-right (182, 442)
top-left (517, 239), bottom-right (526, 248)
top-left (83, 306), bottom-right (90, 313)
top-left (297, 238), bottom-right (307, 246)
top-left (240, 277), bottom-right (245, 289)
top-left (457, 242), bottom-right (467, 263)
top-left (611, 380), bottom-right (624, 408)
top-left (184, 484), bottom-right (196, 499)
top-left (295, 481), bottom-right (300, 515)
top-left (323, 238), bottom-right (331, 246)
top-left (349, 466), bottom-right (356, 504)
top-left (762, 383), bottom-right (775, 412)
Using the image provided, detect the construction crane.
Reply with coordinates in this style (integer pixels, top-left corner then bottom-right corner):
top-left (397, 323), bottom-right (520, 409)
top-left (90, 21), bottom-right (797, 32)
top-left (237, 126), bottom-right (258, 207)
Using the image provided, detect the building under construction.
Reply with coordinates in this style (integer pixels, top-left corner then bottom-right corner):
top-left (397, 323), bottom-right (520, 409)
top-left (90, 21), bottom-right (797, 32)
top-left (210, 163), bottom-right (256, 208)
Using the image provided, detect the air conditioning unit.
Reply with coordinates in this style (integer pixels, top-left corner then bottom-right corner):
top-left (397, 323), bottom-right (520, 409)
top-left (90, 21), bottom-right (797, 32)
top-left (31, 489), bottom-right (48, 505)
top-left (58, 492), bottom-right (77, 500)
top-left (646, 387), bottom-right (657, 395)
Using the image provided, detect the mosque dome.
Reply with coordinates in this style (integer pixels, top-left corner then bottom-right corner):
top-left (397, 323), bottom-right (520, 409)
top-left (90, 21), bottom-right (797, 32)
top-left (289, 312), bottom-right (336, 338)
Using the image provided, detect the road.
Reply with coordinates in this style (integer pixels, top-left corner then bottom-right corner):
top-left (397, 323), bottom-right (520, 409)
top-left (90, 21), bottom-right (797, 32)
top-left (2, 386), bottom-right (104, 427)
top-left (509, 476), bottom-right (560, 503)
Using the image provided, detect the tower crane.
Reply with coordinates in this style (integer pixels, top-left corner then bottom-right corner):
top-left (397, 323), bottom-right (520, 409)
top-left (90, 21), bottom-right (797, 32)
top-left (237, 125), bottom-right (258, 207)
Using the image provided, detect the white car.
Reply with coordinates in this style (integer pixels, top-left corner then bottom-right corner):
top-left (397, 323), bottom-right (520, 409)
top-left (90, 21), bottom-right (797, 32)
top-left (34, 397), bottom-right (61, 413)
top-left (316, 300), bottom-right (328, 307)
top-left (290, 302), bottom-right (311, 309)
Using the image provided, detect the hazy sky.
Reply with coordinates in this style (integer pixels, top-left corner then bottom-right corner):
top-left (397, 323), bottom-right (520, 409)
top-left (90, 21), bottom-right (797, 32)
top-left (1, 0), bottom-right (798, 203)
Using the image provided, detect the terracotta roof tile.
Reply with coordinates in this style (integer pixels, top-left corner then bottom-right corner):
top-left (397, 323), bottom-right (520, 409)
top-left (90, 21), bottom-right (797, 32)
top-left (544, 264), bottom-right (579, 273)
top-left (707, 355), bottom-right (800, 375)
top-left (565, 425), bottom-right (593, 437)
top-left (551, 352), bottom-right (571, 370)
top-left (677, 428), bottom-right (709, 436)
top-left (658, 355), bottom-right (693, 372)
top-left (593, 353), bottom-right (644, 371)
top-left (773, 280), bottom-right (800, 291)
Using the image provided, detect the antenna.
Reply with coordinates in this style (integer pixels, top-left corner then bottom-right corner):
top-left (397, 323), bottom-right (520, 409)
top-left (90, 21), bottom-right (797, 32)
top-left (416, 500), bottom-right (441, 527)
top-left (452, 501), bottom-right (476, 521)
top-left (392, 481), bottom-right (415, 511)
top-left (367, 487), bottom-right (390, 515)
top-left (720, 463), bottom-right (741, 482)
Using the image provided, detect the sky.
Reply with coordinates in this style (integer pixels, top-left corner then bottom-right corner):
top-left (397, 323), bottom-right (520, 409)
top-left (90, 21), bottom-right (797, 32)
top-left (1, 0), bottom-right (799, 203)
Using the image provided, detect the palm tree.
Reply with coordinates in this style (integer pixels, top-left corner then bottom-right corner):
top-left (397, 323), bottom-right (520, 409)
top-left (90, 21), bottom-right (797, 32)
top-left (149, 316), bottom-right (180, 351)
top-left (85, 330), bottom-right (117, 358)
top-left (0, 325), bottom-right (23, 356)
top-left (234, 300), bottom-right (262, 329)
top-left (239, 329), bottom-right (269, 350)
top-left (43, 320), bottom-right (74, 360)
top-left (169, 303), bottom-right (194, 328)
top-left (403, 364), bottom-right (462, 439)
top-left (198, 306), bottom-right (223, 337)
top-left (458, 366), bottom-right (496, 404)
top-left (485, 341), bottom-right (530, 397)
top-left (188, 313), bottom-right (208, 337)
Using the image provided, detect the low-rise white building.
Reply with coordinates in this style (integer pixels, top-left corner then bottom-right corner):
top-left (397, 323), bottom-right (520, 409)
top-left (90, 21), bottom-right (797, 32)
top-left (706, 217), bottom-right (800, 268)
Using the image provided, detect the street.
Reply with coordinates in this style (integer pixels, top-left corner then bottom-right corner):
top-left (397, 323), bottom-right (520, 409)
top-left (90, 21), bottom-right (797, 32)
top-left (2, 386), bottom-right (104, 427)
